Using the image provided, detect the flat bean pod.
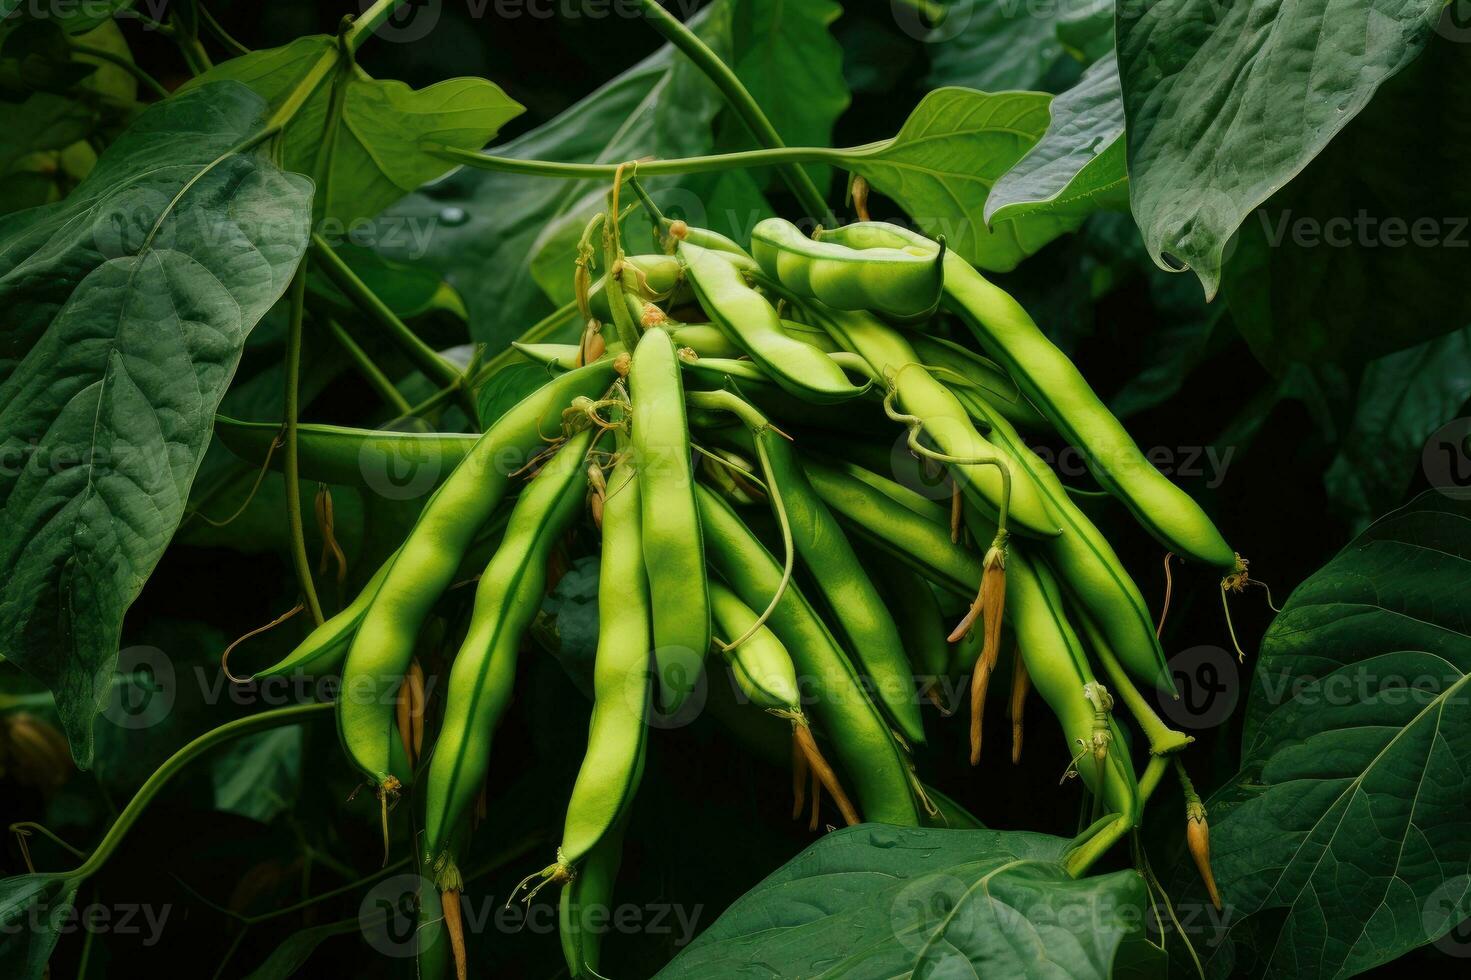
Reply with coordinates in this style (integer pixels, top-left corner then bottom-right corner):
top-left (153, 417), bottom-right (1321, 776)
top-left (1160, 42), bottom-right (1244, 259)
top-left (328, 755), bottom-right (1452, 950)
top-left (817, 222), bottom-right (1235, 570)
top-left (678, 241), bottom-right (870, 405)
top-left (804, 303), bottom-right (1061, 537)
top-left (737, 429), bottom-right (927, 745)
top-left (907, 333), bottom-right (1051, 433)
top-left (866, 551), bottom-right (952, 710)
top-left (558, 457), bottom-right (652, 867)
top-left (423, 427), bottom-right (595, 858)
top-left (697, 484), bottom-right (920, 825)
top-left (559, 822), bottom-right (625, 979)
top-left (752, 217), bottom-right (944, 318)
top-left (709, 580), bottom-right (802, 711)
top-left (630, 327), bottom-right (710, 711)
top-left (953, 386), bottom-right (1172, 692)
top-left (339, 363), bottom-right (614, 801)
top-left (215, 416), bottom-right (477, 490)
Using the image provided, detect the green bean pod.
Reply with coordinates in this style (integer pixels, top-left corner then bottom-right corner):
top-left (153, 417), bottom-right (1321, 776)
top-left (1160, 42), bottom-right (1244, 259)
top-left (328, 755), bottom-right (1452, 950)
top-left (558, 457), bottom-right (652, 868)
top-left (669, 220), bottom-right (759, 271)
top-left (952, 387), bottom-right (1172, 692)
top-left (215, 416), bottom-right (477, 490)
top-left (697, 484), bottom-right (920, 825)
top-left (587, 253), bottom-right (685, 322)
top-left (1007, 547), bottom-right (1139, 821)
top-left (907, 333), bottom-right (1051, 433)
top-left (423, 427), bottom-right (595, 859)
top-left (818, 222), bottom-right (1235, 570)
top-left (339, 363), bottom-right (613, 800)
top-left (239, 556), bottom-right (393, 681)
top-left (752, 216), bottom-right (944, 318)
top-left (737, 429), bottom-right (927, 745)
top-left (678, 241), bottom-right (870, 404)
top-left (801, 458), bottom-right (980, 597)
top-left (559, 821), bottom-right (626, 979)
top-left (708, 580), bottom-right (802, 711)
top-left (867, 552), bottom-right (952, 709)
top-left (630, 327), bottom-right (709, 711)
top-left (805, 303), bottom-right (1061, 537)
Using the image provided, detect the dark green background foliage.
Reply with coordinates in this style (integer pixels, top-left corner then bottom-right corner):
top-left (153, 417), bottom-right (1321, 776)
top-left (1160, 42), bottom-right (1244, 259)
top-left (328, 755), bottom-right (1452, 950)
top-left (0, 1), bottom-right (1468, 978)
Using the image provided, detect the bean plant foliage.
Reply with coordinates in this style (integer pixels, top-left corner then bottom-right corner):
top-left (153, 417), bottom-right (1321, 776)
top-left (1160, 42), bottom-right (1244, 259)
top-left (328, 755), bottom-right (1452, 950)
top-left (0, 2), bottom-right (1466, 979)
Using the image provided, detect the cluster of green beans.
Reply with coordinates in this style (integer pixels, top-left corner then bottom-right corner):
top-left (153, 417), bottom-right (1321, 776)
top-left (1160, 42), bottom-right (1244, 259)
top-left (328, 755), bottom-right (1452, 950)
top-left (219, 197), bottom-right (1237, 978)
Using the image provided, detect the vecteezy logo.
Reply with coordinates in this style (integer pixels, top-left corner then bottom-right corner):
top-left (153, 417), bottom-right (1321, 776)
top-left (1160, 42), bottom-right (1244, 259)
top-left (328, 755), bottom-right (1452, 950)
top-left (640, 647), bottom-right (708, 730)
top-left (888, 871), bottom-right (970, 956)
top-left (1422, 418), bottom-right (1471, 498)
top-left (1156, 645), bottom-right (1239, 731)
top-left (359, 874), bottom-right (430, 959)
top-left (103, 646), bottom-right (176, 730)
top-left (361, 0), bottom-right (441, 43)
top-left (1423, 875), bottom-right (1471, 957)
top-left (360, 417), bottom-right (445, 500)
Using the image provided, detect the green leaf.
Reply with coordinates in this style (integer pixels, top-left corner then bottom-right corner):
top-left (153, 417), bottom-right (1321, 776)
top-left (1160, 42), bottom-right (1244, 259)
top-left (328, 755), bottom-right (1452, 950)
top-left (0, 82), bottom-right (312, 766)
top-left (1223, 35), bottom-right (1471, 370)
top-left (212, 726), bottom-right (303, 824)
top-left (987, 52), bottom-right (1128, 229)
top-left (1191, 492), bottom-right (1471, 978)
top-left (309, 243), bottom-right (466, 323)
top-left (655, 825), bottom-right (1147, 978)
top-left (1117, 0), bottom-right (1445, 297)
top-left (0, 873), bottom-right (79, 980)
top-left (1323, 327), bottom-right (1471, 533)
top-left (476, 362), bottom-right (553, 429)
top-left (847, 87), bottom-right (1057, 271)
top-left (242, 917), bottom-right (364, 980)
top-left (184, 36), bottom-right (522, 223)
top-left (377, 3), bottom-right (735, 344)
top-left (925, 0), bottom-right (1091, 94)
top-left (2, 0), bottom-right (131, 35)
top-left (729, 0), bottom-right (850, 192)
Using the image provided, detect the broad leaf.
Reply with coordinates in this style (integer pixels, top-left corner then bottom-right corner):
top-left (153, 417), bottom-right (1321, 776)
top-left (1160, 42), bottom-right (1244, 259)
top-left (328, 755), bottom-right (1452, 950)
top-left (926, 0), bottom-right (1098, 94)
top-left (847, 87), bottom-right (1058, 270)
top-left (0, 873), bottom-right (79, 980)
top-left (987, 52), bottom-right (1127, 228)
top-left (1323, 327), bottom-right (1471, 533)
top-left (377, 3), bottom-right (736, 344)
top-left (212, 726), bottom-right (303, 824)
top-left (0, 82), bottom-right (312, 765)
top-left (655, 825), bottom-right (1147, 978)
top-left (184, 36), bottom-right (522, 223)
top-left (1, 0), bottom-right (131, 35)
top-left (1189, 492), bottom-right (1471, 978)
top-left (242, 917), bottom-right (365, 980)
top-left (729, 0), bottom-right (849, 193)
top-left (1223, 35), bottom-right (1471, 370)
top-left (1117, 0), bottom-right (1445, 297)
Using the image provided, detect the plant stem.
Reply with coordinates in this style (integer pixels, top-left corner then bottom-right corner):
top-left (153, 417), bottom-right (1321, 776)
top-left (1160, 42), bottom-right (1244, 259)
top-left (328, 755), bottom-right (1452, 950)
top-left (429, 142), bottom-right (856, 181)
top-left (69, 42), bottom-right (172, 100)
top-left (198, 3), bottom-right (251, 57)
top-left (346, 0), bottom-right (414, 53)
top-left (67, 704), bottom-right (332, 880)
top-left (324, 318), bottom-right (412, 414)
top-left (283, 270), bottom-right (325, 625)
top-left (631, 0), bottom-right (832, 223)
top-left (1085, 624), bottom-right (1192, 756)
top-left (309, 234), bottom-right (477, 419)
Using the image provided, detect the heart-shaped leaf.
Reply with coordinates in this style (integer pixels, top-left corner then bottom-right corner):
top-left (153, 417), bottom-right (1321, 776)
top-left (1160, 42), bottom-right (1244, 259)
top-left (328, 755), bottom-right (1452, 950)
top-left (0, 82), bottom-right (312, 765)
top-left (1183, 491), bottom-right (1471, 978)
top-left (847, 87), bottom-right (1058, 271)
top-left (0, 873), bottom-right (80, 980)
top-left (655, 825), bottom-right (1147, 978)
top-left (184, 35), bottom-right (523, 223)
top-left (1117, 0), bottom-right (1445, 297)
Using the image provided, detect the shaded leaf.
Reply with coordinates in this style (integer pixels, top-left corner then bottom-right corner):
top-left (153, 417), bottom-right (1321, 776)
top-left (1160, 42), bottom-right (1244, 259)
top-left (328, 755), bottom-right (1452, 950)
top-left (1117, 0), bottom-right (1445, 296)
top-left (1189, 492), bottom-right (1471, 978)
top-left (0, 82), bottom-right (312, 765)
top-left (926, 0), bottom-right (1092, 94)
top-left (212, 725), bottom-right (303, 824)
top-left (987, 51), bottom-right (1128, 229)
top-left (0, 873), bottom-right (79, 980)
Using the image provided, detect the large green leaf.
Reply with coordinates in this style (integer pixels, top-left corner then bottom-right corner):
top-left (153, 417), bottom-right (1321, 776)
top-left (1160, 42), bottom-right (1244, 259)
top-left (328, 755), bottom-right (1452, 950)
top-left (987, 52), bottom-right (1128, 229)
top-left (729, 0), bottom-right (849, 193)
top-left (0, 82), bottom-right (312, 765)
top-left (1117, 0), bottom-right (1445, 297)
top-left (1187, 492), bottom-right (1471, 978)
top-left (655, 825), bottom-right (1147, 978)
top-left (847, 87), bottom-right (1059, 270)
top-left (1324, 327), bottom-right (1471, 533)
top-left (0, 873), bottom-right (78, 979)
top-left (377, 3), bottom-right (737, 344)
top-left (1223, 34), bottom-right (1471, 370)
top-left (183, 36), bottom-right (522, 223)
top-left (925, 0), bottom-right (1094, 94)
